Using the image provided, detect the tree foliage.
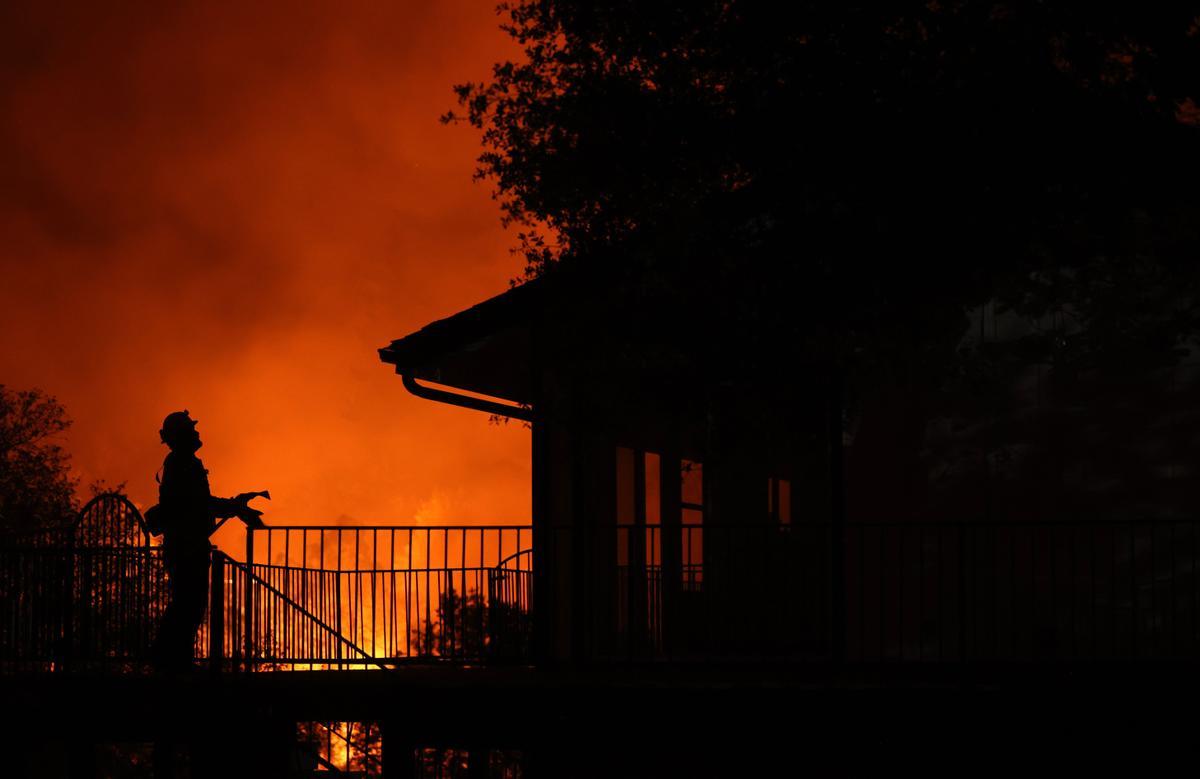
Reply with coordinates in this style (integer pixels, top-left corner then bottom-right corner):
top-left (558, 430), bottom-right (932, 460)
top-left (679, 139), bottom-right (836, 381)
top-left (449, 3), bottom-right (1200, 390)
top-left (411, 587), bottom-right (488, 657)
top-left (411, 586), bottom-right (529, 659)
top-left (0, 385), bottom-right (77, 536)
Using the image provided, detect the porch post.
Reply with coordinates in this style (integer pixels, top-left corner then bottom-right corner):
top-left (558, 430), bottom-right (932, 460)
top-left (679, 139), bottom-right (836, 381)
top-left (829, 373), bottom-right (847, 664)
top-left (531, 416), bottom-right (551, 666)
top-left (628, 450), bottom-right (649, 657)
top-left (660, 451), bottom-right (682, 659)
top-left (380, 721), bottom-right (416, 779)
top-left (568, 425), bottom-right (589, 664)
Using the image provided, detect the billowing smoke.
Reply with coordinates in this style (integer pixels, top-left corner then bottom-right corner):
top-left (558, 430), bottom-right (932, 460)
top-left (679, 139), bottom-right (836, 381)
top-left (0, 0), bottom-right (531, 546)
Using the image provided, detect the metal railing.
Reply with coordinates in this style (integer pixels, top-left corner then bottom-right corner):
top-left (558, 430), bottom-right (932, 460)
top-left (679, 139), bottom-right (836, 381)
top-left (550, 520), bottom-right (1200, 663)
top-left (845, 519), bottom-right (1200, 662)
top-left (211, 551), bottom-right (383, 671)
top-left (488, 548), bottom-right (534, 660)
top-left (0, 525), bottom-right (536, 673)
top-left (236, 525), bottom-right (534, 666)
top-left (557, 523), bottom-right (829, 661)
top-left (7, 519), bottom-right (1200, 671)
top-left (0, 545), bottom-right (167, 673)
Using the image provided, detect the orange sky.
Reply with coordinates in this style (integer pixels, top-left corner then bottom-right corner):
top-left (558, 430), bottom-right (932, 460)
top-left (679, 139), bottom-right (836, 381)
top-left (0, 1), bottom-right (531, 547)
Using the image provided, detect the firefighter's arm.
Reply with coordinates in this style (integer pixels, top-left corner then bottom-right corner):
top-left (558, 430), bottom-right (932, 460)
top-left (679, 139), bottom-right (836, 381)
top-left (210, 491), bottom-right (270, 528)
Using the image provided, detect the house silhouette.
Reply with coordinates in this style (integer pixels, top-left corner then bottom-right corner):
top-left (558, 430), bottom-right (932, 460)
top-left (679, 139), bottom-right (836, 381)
top-left (381, 268), bottom-right (1200, 668)
top-left (4, 270), bottom-right (1200, 775)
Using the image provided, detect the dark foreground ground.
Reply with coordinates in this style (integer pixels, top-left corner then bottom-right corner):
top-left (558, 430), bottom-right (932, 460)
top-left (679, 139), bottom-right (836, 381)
top-left (4, 664), bottom-right (1198, 776)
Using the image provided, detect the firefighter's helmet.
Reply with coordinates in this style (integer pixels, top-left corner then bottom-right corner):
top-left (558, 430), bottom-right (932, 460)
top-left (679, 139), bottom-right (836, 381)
top-left (159, 410), bottom-right (198, 444)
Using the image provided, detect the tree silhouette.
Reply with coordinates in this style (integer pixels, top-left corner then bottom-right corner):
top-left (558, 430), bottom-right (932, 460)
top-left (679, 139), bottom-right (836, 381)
top-left (410, 586), bottom-right (530, 660)
top-left (0, 385), bottom-right (77, 539)
top-left (444, 3), bottom-right (1200, 525)
top-left (296, 721), bottom-right (382, 775)
top-left (412, 587), bottom-right (487, 658)
top-left (449, 2), bottom-right (1200, 401)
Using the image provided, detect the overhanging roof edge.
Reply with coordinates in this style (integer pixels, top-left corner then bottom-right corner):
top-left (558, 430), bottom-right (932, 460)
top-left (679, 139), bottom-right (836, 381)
top-left (378, 277), bottom-right (545, 373)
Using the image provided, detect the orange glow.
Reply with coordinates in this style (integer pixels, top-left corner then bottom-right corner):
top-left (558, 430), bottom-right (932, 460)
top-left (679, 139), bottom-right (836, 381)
top-left (0, 1), bottom-right (531, 549)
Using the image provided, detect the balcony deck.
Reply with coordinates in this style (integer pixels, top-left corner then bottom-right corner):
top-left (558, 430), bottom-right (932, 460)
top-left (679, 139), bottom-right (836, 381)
top-left (7, 496), bottom-right (1200, 772)
top-left (3, 662), bottom-right (1197, 775)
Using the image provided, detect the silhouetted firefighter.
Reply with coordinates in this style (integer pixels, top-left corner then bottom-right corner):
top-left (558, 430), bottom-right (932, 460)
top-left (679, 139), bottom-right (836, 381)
top-left (147, 410), bottom-right (266, 671)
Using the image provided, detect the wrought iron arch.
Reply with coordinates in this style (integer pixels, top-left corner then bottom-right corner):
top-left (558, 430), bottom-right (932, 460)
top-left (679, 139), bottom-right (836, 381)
top-left (73, 492), bottom-right (149, 548)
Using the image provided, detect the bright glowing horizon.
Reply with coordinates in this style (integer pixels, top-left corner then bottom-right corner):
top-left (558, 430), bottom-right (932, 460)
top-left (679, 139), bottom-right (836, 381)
top-left (0, 1), bottom-right (532, 548)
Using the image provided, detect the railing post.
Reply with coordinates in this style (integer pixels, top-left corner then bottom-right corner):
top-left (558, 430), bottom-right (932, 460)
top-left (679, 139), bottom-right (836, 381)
top-left (210, 549), bottom-right (224, 675)
top-left (829, 375), bottom-right (847, 664)
top-left (244, 527), bottom-right (255, 672)
top-left (61, 529), bottom-right (76, 672)
top-left (79, 538), bottom-right (92, 669)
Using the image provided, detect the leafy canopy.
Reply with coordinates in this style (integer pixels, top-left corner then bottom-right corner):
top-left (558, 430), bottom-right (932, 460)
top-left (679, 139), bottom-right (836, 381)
top-left (0, 385), bottom-right (77, 535)
top-left (450, 2), bottom-right (1200, 386)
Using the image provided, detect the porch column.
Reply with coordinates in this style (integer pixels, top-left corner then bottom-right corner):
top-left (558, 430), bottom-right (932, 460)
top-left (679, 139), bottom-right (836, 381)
top-left (660, 451), bottom-right (682, 658)
top-left (829, 373), bottom-right (847, 663)
top-left (530, 416), bottom-right (551, 667)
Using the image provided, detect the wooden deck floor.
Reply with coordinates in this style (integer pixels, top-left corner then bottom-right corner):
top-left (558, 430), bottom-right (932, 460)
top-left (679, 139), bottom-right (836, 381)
top-left (3, 664), bottom-right (1197, 775)
top-left (2, 662), bottom-right (1195, 731)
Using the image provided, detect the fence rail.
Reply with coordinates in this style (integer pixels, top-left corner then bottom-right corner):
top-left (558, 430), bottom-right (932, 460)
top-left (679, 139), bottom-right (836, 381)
top-left (0, 546), bottom-right (167, 673)
top-left (845, 519), bottom-right (1200, 662)
top-left (5, 519), bottom-right (1200, 672)
top-left (567, 520), bottom-right (1200, 662)
top-left (240, 526), bottom-right (533, 666)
